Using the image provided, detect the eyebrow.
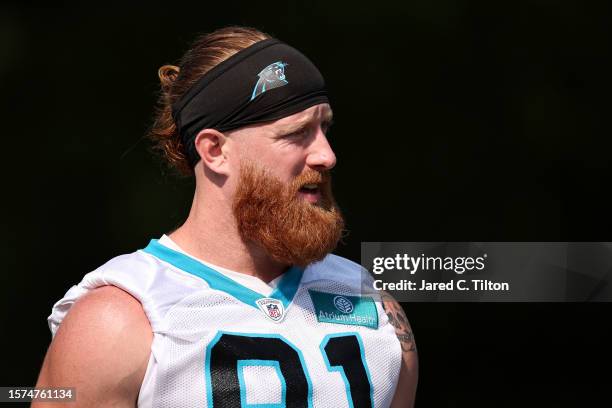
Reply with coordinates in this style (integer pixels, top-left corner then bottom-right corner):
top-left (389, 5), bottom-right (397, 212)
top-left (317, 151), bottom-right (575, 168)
top-left (278, 110), bottom-right (334, 134)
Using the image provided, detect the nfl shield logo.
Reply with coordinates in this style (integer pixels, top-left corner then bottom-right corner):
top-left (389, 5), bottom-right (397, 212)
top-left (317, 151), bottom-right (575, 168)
top-left (256, 298), bottom-right (285, 323)
top-left (267, 304), bottom-right (281, 318)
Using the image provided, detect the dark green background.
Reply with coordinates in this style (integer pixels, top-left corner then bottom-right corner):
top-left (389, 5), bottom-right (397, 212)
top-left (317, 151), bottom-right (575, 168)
top-left (2, 1), bottom-right (611, 406)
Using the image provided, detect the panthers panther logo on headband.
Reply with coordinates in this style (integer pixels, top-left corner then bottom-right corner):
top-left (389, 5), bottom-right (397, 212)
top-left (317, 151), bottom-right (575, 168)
top-left (250, 61), bottom-right (289, 101)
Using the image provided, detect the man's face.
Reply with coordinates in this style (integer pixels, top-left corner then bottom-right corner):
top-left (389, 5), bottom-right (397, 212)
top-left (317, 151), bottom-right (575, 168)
top-left (227, 103), bottom-right (336, 198)
top-left (227, 103), bottom-right (344, 266)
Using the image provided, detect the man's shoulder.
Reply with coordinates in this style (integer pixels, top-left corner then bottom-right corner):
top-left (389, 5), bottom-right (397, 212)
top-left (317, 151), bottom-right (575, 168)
top-left (60, 285), bottom-right (150, 331)
top-left (93, 248), bottom-right (160, 276)
top-left (49, 246), bottom-right (206, 336)
top-left (87, 247), bottom-right (204, 288)
top-left (37, 285), bottom-right (152, 406)
top-left (72, 249), bottom-right (162, 295)
top-left (304, 254), bottom-right (372, 288)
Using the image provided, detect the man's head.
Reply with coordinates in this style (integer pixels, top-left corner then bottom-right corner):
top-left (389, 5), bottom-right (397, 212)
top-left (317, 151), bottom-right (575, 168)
top-left (147, 27), bottom-right (344, 266)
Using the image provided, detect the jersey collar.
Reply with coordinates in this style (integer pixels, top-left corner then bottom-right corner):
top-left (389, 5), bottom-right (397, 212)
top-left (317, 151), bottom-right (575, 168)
top-left (142, 239), bottom-right (304, 310)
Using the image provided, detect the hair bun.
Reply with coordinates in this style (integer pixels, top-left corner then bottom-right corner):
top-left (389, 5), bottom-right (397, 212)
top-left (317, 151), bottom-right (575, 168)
top-left (158, 65), bottom-right (180, 93)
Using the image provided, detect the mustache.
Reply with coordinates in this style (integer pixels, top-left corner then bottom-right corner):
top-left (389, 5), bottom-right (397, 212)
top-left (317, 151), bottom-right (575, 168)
top-left (291, 170), bottom-right (330, 191)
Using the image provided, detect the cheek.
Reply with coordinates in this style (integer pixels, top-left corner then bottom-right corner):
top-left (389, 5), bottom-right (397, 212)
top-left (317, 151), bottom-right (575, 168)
top-left (267, 153), bottom-right (306, 183)
top-left (233, 135), bottom-right (308, 182)
top-left (249, 151), bottom-right (306, 182)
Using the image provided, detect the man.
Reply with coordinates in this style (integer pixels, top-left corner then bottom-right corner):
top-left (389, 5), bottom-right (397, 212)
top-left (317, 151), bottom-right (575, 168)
top-left (35, 26), bottom-right (418, 407)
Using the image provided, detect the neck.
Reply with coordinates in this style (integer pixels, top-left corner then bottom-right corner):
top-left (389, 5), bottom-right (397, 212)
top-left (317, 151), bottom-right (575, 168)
top-left (169, 185), bottom-right (289, 283)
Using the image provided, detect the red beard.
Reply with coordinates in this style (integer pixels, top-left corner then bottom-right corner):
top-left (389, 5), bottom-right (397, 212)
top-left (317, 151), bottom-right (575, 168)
top-left (233, 162), bottom-right (345, 267)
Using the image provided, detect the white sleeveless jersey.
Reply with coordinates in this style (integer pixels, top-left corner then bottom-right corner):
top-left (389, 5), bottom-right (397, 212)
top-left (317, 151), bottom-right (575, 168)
top-left (48, 239), bottom-right (402, 408)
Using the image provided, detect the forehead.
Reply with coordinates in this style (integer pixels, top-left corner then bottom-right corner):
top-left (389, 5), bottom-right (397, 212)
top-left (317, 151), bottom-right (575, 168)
top-left (227, 103), bottom-right (333, 139)
top-left (272, 103), bottom-right (333, 131)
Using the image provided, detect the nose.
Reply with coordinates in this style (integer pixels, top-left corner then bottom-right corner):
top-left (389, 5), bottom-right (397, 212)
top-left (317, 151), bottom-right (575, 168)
top-left (306, 129), bottom-right (337, 170)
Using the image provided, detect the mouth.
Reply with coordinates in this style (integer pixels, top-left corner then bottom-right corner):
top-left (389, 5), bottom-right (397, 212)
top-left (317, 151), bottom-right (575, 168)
top-left (297, 183), bottom-right (321, 203)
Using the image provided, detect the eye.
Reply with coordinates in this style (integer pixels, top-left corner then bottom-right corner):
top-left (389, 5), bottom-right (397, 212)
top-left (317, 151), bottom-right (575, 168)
top-left (283, 127), bottom-right (308, 139)
top-left (321, 119), bottom-right (334, 134)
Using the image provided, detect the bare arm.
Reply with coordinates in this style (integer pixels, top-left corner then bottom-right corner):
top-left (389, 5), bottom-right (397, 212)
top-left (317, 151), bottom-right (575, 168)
top-left (381, 292), bottom-right (418, 407)
top-left (33, 286), bottom-right (153, 408)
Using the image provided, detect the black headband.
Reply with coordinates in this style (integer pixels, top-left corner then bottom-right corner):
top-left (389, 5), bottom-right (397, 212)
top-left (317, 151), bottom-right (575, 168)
top-left (171, 38), bottom-right (329, 167)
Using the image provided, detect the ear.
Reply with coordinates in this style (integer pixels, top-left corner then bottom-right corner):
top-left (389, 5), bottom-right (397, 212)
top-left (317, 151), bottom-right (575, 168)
top-left (193, 128), bottom-right (231, 176)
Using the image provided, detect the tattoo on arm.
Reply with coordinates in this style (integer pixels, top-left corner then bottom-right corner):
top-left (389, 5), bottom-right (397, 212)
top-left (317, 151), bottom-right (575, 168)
top-left (381, 293), bottom-right (417, 353)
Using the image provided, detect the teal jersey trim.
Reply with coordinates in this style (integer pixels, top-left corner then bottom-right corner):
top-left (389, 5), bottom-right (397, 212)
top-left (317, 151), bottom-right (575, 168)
top-left (142, 239), bottom-right (304, 309)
